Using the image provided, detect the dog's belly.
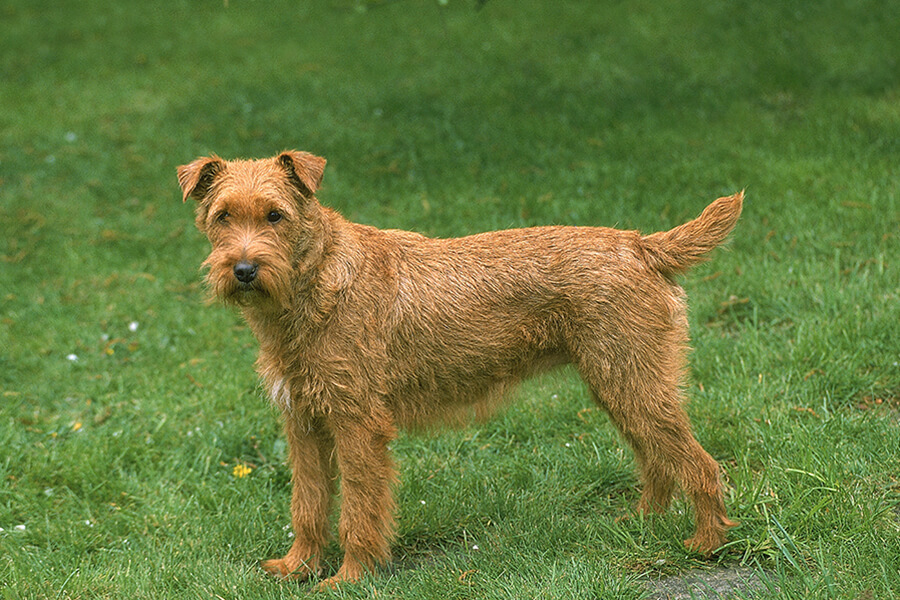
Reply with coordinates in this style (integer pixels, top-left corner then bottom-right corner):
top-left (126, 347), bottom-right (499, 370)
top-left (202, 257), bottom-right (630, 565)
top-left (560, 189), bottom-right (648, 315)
top-left (383, 323), bottom-right (570, 428)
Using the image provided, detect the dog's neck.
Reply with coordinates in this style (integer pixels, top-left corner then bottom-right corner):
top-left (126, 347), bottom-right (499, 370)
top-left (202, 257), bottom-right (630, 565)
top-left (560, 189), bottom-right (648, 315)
top-left (241, 204), bottom-right (365, 414)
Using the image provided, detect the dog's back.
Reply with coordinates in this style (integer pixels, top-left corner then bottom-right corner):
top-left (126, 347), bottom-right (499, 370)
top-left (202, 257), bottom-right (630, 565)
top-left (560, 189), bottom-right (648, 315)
top-left (358, 194), bottom-right (742, 427)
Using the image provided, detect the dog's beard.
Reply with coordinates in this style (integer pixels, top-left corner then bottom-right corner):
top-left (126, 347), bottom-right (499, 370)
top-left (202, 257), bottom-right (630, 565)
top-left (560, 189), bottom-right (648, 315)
top-left (202, 257), bottom-right (292, 308)
top-left (216, 275), bottom-right (266, 305)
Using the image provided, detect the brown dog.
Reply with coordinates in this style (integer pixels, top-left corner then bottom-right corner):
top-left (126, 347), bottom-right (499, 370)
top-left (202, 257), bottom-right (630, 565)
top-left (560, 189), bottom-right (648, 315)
top-left (178, 151), bottom-right (741, 587)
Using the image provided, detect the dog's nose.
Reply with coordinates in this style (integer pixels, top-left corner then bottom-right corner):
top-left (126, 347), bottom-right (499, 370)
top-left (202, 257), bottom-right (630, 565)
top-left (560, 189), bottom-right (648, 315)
top-left (233, 261), bottom-right (259, 283)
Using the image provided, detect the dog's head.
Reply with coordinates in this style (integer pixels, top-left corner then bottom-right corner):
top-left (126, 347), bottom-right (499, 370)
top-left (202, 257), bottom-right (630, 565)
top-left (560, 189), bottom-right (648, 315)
top-left (177, 151), bottom-right (326, 307)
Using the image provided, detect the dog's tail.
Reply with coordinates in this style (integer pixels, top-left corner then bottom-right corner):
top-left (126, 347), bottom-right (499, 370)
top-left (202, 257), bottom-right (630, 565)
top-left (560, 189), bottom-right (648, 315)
top-left (640, 191), bottom-right (743, 276)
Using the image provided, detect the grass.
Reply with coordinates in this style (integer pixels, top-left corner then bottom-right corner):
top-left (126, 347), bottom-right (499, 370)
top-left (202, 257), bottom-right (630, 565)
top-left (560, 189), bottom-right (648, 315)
top-left (1, 0), bottom-right (898, 598)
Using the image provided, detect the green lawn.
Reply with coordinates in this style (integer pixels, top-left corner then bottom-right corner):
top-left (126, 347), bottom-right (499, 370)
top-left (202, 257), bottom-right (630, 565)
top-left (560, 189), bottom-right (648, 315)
top-left (1, 1), bottom-right (898, 598)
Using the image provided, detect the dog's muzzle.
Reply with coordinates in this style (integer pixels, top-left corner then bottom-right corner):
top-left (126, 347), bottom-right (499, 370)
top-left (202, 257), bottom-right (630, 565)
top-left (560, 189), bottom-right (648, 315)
top-left (233, 261), bottom-right (259, 284)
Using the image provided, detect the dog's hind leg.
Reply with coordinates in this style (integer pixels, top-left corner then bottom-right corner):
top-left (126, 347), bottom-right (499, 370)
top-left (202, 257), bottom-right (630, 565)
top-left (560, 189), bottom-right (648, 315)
top-left (573, 330), bottom-right (736, 554)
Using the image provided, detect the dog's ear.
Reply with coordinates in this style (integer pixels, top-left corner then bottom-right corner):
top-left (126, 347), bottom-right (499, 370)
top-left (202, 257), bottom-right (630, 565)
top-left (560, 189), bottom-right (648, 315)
top-left (276, 151), bottom-right (326, 198)
top-left (177, 156), bottom-right (226, 203)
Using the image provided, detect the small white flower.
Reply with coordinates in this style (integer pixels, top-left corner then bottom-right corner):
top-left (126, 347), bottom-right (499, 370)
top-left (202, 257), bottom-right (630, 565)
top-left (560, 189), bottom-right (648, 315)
top-left (128, 321), bottom-right (139, 332)
top-left (15, 524), bottom-right (26, 531)
top-left (420, 500), bottom-right (426, 505)
top-left (565, 443), bottom-right (571, 448)
top-left (66, 354), bottom-right (78, 362)
top-left (0, 527), bottom-right (5, 533)
top-left (85, 520), bottom-right (94, 527)
top-left (471, 545), bottom-right (479, 551)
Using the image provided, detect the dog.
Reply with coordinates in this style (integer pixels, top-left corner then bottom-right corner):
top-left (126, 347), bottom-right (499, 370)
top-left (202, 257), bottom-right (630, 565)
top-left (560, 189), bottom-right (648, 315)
top-left (178, 150), bottom-right (741, 587)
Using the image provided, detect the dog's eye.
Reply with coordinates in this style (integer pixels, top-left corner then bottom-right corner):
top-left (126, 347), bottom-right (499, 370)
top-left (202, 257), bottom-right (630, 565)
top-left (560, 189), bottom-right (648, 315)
top-left (215, 210), bottom-right (230, 223)
top-left (267, 210), bottom-right (283, 224)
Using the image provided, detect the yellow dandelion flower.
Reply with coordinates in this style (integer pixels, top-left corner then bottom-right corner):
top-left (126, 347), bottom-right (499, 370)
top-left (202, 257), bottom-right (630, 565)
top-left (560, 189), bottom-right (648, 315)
top-left (233, 464), bottom-right (252, 478)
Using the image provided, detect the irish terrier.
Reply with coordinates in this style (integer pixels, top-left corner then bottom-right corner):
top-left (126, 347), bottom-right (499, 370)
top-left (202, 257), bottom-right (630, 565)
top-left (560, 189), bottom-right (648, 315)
top-left (178, 151), bottom-right (741, 587)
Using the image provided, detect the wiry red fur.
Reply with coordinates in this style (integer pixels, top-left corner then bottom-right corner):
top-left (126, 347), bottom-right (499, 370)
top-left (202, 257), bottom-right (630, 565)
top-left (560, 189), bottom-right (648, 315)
top-left (178, 151), bottom-right (742, 587)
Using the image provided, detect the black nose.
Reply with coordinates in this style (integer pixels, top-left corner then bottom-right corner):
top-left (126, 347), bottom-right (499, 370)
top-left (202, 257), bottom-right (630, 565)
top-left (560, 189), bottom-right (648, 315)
top-left (233, 261), bottom-right (258, 283)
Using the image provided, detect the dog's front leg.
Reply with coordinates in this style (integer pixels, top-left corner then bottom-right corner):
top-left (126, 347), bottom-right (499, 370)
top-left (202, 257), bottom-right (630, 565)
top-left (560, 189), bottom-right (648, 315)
top-left (261, 415), bottom-right (335, 580)
top-left (320, 412), bottom-right (397, 588)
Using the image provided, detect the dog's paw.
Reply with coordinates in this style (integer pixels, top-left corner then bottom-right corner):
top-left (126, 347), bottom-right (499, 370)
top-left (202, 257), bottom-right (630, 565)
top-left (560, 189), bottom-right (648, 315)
top-left (313, 561), bottom-right (366, 591)
top-left (683, 530), bottom-right (730, 556)
top-left (261, 557), bottom-right (315, 580)
top-left (684, 514), bottom-right (739, 556)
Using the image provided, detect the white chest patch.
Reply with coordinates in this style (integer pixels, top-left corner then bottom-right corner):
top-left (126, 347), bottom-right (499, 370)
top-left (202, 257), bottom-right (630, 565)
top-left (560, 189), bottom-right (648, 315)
top-left (268, 376), bottom-right (292, 411)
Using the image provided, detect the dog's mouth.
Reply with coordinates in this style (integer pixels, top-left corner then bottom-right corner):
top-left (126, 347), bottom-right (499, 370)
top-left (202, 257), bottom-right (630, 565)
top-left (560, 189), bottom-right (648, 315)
top-left (224, 278), bottom-right (269, 303)
top-left (202, 254), bottom-right (291, 308)
top-left (233, 279), bottom-right (263, 294)
top-left (203, 268), bottom-right (269, 305)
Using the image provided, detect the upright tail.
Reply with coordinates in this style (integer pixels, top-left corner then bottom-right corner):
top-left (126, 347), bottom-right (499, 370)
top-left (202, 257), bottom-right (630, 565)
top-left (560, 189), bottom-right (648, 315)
top-left (641, 191), bottom-right (744, 276)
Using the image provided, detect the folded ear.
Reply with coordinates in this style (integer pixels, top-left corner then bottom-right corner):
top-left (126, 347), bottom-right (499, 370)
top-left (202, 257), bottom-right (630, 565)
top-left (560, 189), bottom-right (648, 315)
top-left (177, 155), bottom-right (226, 203)
top-left (276, 151), bottom-right (326, 198)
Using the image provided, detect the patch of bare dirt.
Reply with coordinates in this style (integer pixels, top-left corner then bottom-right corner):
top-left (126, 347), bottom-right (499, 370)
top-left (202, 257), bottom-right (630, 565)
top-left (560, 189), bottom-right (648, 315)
top-left (642, 566), bottom-right (770, 600)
